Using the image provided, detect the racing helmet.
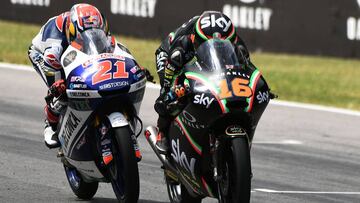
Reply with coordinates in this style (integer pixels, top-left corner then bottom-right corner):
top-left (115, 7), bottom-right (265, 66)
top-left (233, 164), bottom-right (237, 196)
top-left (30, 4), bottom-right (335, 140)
top-left (194, 11), bottom-right (236, 48)
top-left (65, 3), bottom-right (109, 44)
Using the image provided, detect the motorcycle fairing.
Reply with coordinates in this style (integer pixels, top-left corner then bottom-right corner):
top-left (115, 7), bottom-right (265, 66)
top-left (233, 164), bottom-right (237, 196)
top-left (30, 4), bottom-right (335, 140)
top-left (168, 100), bottom-right (221, 196)
top-left (166, 40), bottom-right (271, 197)
top-left (58, 107), bottom-right (92, 157)
top-left (66, 158), bottom-right (104, 180)
top-left (61, 40), bottom-right (145, 99)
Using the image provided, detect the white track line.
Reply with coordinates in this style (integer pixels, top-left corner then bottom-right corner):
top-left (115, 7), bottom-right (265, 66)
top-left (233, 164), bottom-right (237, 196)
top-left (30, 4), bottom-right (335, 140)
top-left (254, 188), bottom-right (360, 195)
top-left (0, 62), bottom-right (34, 72)
top-left (253, 140), bottom-right (303, 145)
top-left (1, 62), bottom-right (359, 117)
top-left (271, 100), bottom-right (360, 117)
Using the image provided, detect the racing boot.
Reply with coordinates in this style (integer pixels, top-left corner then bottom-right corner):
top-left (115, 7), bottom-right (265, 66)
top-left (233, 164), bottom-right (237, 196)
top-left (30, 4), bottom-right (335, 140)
top-left (155, 131), bottom-right (169, 154)
top-left (43, 79), bottom-right (66, 148)
top-left (43, 104), bottom-right (61, 148)
top-left (43, 118), bottom-right (60, 148)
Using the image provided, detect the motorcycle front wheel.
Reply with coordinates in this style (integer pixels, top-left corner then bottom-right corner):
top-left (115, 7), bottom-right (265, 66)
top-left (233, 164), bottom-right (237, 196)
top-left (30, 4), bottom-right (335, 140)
top-left (218, 137), bottom-right (251, 203)
top-left (109, 126), bottom-right (139, 203)
top-left (165, 174), bottom-right (202, 203)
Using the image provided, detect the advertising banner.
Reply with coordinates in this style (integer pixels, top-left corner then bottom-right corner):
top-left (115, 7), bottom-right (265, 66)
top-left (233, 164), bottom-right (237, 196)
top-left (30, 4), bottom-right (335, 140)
top-left (1, 0), bottom-right (359, 58)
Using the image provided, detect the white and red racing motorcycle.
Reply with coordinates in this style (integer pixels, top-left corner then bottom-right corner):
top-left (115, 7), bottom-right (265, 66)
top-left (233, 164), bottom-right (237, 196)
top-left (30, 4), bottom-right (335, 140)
top-left (48, 29), bottom-right (146, 202)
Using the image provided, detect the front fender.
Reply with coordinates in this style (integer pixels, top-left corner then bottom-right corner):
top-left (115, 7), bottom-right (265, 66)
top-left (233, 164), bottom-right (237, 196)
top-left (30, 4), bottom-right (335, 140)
top-left (107, 112), bottom-right (129, 127)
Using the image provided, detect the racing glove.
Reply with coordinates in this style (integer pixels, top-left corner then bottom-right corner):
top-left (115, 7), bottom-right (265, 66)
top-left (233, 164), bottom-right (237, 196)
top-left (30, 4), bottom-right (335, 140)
top-left (235, 44), bottom-right (250, 65)
top-left (49, 79), bottom-right (66, 98)
top-left (154, 84), bottom-right (188, 116)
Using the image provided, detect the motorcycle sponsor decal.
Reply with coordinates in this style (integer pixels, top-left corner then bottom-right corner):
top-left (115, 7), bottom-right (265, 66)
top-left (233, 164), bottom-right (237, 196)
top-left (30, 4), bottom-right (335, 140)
top-left (185, 72), bottom-right (228, 113)
top-left (69, 83), bottom-right (87, 89)
top-left (69, 91), bottom-right (90, 97)
top-left (219, 78), bottom-right (253, 99)
top-left (82, 53), bottom-right (125, 68)
top-left (110, 0), bottom-right (157, 18)
top-left (200, 14), bottom-right (233, 32)
top-left (193, 93), bottom-right (214, 108)
top-left (63, 112), bottom-right (81, 149)
top-left (135, 71), bottom-right (145, 79)
top-left (223, 1), bottom-right (273, 31)
top-left (70, 76), bottom-right (85, 83)
top-left (171, 139), bottom-right (197, 179)
top-left (101, 138), bottom-right (113, 165)
top-left (181, 110), bottom-right (205, 129)
top-left (99, 81), bottom-right (129, 90)
top-left (130, 65), bottom-right (140, 73)
top-left (245, 69), bottom-right (262, 112)
top-left (256, 90), bottom-right (269, 104)
top-left (60, 110), bottom-right (91, 157)
top-left (225, 125), bottom-right (247, 136)
top-left (11, 0), bottom-right (50, 7)
top-left (92, 60), bottom-right (129, 85)
top-left (182, 110), bottom-right (196, 122)
top-left (209, 71), bottom-right (250, 80)
top-left (175, 117), bottom-right (202, 155)
top-left (63, 51), bottom-right (77, 67)
top-left (75, 136), bottom-right (86, 150)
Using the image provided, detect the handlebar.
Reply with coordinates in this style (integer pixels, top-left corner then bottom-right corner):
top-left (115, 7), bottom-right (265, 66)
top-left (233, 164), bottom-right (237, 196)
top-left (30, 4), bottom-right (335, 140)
top-left (144, 68), bottom-right (156, 84)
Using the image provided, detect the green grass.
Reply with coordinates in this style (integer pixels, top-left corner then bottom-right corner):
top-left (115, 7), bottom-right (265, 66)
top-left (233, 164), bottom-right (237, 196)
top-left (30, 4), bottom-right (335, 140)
top-left (1, 20), bottom-right (359, 110)
top-left (252, 53), bottom-right (360, 110)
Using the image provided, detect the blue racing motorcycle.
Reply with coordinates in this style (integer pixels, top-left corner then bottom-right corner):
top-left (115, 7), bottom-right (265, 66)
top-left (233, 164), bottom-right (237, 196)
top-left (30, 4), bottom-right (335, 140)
top-left (49, 29), bottom-right (146, 202)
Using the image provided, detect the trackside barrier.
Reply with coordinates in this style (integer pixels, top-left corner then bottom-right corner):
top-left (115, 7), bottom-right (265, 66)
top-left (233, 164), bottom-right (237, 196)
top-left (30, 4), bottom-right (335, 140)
top-left (1, 0), bottom-right (360, 57)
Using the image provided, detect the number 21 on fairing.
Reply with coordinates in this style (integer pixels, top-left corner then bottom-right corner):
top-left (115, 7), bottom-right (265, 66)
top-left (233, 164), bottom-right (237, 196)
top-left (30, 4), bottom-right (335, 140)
top-left (219, 78), bottom-right (252, 99)
top-left (92, 60), bottom-right (129, 85)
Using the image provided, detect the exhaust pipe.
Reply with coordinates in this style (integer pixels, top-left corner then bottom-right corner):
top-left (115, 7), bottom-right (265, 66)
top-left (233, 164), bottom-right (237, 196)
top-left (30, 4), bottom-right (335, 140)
top-left (144, 126), bottom-right (200, 195)
top-left (144, 126), bottom-right (179, 176)
top-left (144, 126), bottom-right (167, 165)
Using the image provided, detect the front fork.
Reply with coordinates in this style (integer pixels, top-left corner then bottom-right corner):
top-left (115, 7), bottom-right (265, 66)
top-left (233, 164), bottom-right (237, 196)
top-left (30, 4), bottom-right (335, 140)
top-left (97, 122), bottom-right (114, 165)
top-left (96, 112), bottom-right (142, 166)
top-left (210, 134), bottom-right (228, 200)
top-left (210, 127), bottom-right (251, 199)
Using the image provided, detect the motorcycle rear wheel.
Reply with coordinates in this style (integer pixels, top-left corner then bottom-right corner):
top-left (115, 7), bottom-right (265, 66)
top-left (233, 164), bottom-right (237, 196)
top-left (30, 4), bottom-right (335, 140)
top-left (218, 137), bottom-right (251, 203)
top-left (165, 175), bottom-right (202, 203)
top-left (64, 165), bottom-right (99, 200)
top-left (109, 126), bottom-right (139, 203)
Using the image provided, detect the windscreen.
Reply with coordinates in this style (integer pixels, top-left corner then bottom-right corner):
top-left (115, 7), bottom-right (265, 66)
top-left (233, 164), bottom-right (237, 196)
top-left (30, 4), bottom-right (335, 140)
top-left (196, 39), bottom-right (240, 72)
top-left (73, 29), bottom-right (113, 55)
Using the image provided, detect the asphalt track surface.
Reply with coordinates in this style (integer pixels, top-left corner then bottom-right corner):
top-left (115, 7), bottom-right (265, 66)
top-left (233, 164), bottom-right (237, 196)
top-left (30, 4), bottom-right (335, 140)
top-left (0, 66), bottom-right (359, 203)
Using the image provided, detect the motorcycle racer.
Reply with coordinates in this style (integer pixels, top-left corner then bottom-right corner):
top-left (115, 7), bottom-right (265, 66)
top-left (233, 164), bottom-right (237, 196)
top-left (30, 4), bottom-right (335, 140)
top-left (154, 11), bottom-right (251, 154)
top-left (28, 3), bottom-right (129, 148)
